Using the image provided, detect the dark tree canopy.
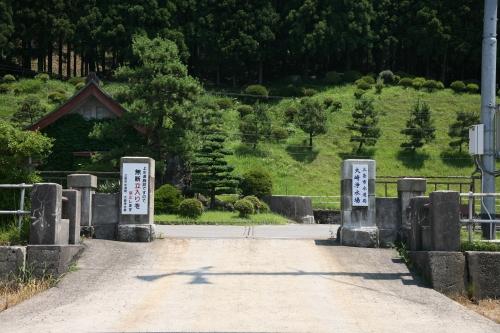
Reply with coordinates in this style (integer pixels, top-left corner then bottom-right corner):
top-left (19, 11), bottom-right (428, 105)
top-left (347, 98), bottom-right (381, 153)
top-left (401, 100), bottom-right (436, 151)
top-left (448, 111), bottom-right (480, 152)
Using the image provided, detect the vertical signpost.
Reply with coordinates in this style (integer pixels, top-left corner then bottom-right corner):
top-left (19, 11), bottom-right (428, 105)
top-left (118, 157), bottom-right (155, 242)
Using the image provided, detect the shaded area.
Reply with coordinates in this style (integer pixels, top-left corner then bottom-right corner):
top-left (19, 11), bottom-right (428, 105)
top-left (234, 144), bottom-right (268, 157)
top-left (286, 145), bottom-right (319, 163)
top-left (338, 147), bottom-right (375, 160)
top-left (439, 149), bottom-right (473, 167)
top-left (396, 150), bottom-right (429, 169)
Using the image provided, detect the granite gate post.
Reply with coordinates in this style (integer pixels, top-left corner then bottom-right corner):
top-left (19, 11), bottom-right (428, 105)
top-left (117, 157), bottom-right (155, 242)
top-left (397, 178), bottom-right (426, 243)
top-left (67, 174), bottom-right (97, 229)
top-left (339, 159), bottom-right (378, 247)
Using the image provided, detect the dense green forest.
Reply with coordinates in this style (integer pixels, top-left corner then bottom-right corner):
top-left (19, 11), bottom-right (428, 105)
top-left (0, 0), bottom-right (490, 85)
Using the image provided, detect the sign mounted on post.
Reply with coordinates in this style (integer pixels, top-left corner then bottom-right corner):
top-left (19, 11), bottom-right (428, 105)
top-left (121, 163), bottom-right (149, 215)
top-left (352, 164), bottom-right (369, 207)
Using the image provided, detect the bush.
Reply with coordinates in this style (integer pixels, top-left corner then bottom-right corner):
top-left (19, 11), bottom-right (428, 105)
top-left (360, 75), bottom-right (375, 84)
top-left (450, 80), bottom-right (466, 93)
top-left (155, 184), bottom-right (183, 214)
top-left (394, 75), bottom-right (401, 84)
top-left (398, 77), bottom-right (413, 88)
top-left (284, 106), bottom-right (298, 122)
top-left (35, 73), bottom-right (50, 82)
top-left (48, 91), bottom-right (67, 104)
top-left (323, 96), bottom-right (334, 108)
top-left (375, 78), bottom-right (384, 94)
top-left (412, 77), bottom-right (425, 90)
top-left (271, 127), bottom-right (288, 142)
top-left (15, 80), bottom-right (42, 94)
top-left (436, 81), bottom-right (445, 90)
top-left (324, 71), bottom-right (343, 85)
top-left (343, 70), bottom-right (362, 83)
top-left (244, 84), bottom-right (268, 97)
top-left (243, 195), bottom-right (269, 213)
top-left (178, 198), bottom-right (203, 219)
top-left (75, 82), bottom-right (85, 90)
top-left (302, 88), bottom-right (318, 96)
top-left (466, 83), bottom-right (480, 94)
top-left (216, 97), bottom-right (234, 110)
top-left (330, 101), bottom-right (342, 112)
top-left (0, 83), bottom-right (10, 94)
top-left (234, 199), bottom-right (254, 217)
top-left (356, 80), bottom-right (372, 90)
top-left (354, 89), bottom-right (366, 99)
top-left (2, 74), bottom-right (16, 82)
top-left (378, 70), bottom-right (395, 84)
top-left (237, 105), bottom-right (253, 118)
top-left (241, 168), bottom-right (273, 198)
top-left (68, 76), bottom-right (85, 86)
top-left (422, 79), bottom-right (439, 92)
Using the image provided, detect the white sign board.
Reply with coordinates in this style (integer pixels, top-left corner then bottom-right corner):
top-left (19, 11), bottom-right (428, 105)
top-left (352, 164), bottom-right (369, 207)
top-left (121, 163), bottom-right (149, 215)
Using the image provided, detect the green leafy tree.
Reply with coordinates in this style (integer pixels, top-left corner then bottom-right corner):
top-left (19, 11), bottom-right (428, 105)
top-left (11, 96), bottom-right (46, 128)
top-left (347, 98), bottom-right (381, 152)
top-left (190, 100), bottom-right (238, 209)
top-left (296, 98), bottom-right (327, 148)
top-left (448, 111), bottom-right (479, 152)
top-left (401, 100), bottom-right (436, 151)
top-left (239, 103), bottom-right (271, 149)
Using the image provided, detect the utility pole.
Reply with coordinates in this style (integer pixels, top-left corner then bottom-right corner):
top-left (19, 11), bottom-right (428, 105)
top-left (481, 0), bottom-right (497, 240)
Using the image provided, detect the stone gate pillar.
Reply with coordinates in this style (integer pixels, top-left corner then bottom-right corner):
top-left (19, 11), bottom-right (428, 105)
top-left (397, 178), bottom-right (426, 243)
top-left (67, 174), bottom-right (97, 228)
top-left (339, 159), bottom-right (378, 247)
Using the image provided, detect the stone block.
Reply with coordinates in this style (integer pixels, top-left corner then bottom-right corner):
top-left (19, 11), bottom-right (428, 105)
top-left (62, 189), bottom-right (81, 245)
top-left (421, 226), bottom-right (432, 251)
top-left (376, 197), bottom-right (400, 229)
top-left (30, 183), bottom-right (69, 245)
top-left (430, 191), bottom-right (460, 251)
top-left (92, 193), bottom-right (119, 240)
top-left (340, 226), bottom-right (378, 247)
top-left (465, 251), bottom-right (500, 300)
top-left (117, 224), bottom-right (155, 242)
top-left (378, 229), bottom-right (397, 248)
top-left (0, 246), bottom-right (26, 280)
top-left (26, 245), bottom-right (84, 277)
top-left (67, 174), bottom-right (97, 189)
top-left (397, 178), bottom-right (427, 192)
top-left (407, 196), bottom-right (430, 251)
top-left (313, 210), bottom-right (340, 224)
top-left (263, 196), bottom-right (315, 223)
top-left (410, 251), bottom-right (466, 295)
top-left (340, 159), bottom-right (376, 180)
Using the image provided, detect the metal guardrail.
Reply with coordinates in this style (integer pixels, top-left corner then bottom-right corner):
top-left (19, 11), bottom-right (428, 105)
top-left (460, 192), bottom-right (499, 243)
top-left (0, 184), bottom-right (33, 229)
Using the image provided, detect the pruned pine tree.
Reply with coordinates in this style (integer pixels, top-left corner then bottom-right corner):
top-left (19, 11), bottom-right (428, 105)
top-left (401, 100), bottom-right (435, 151)
top-left (347, 98), bottom-right (381, 153)
top-left (296, 98), bottom-right (327, 148)
top-left (191, 103), bottom-right (238, 209)
top-left (239, 103), bottom-right (271, 149)
top-left (11, 95), bottom-right (46, 128)
top-left (448, 111), bottom-right (479, 152)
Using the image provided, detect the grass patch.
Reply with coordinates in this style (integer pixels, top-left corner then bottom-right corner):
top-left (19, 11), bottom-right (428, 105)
top-left (0, 220), bottom-right (30, 246)
top-left (155, 211), bottom-right (289, 225)
top-left (452, 295), bottom-right (500, 324)
top-left (460, 229), bottom-right (500, 252)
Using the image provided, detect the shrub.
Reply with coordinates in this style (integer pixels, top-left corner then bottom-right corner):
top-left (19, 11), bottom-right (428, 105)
top-left (271, 127), bottom-right (288, 142)
top-left (360, 75), bottom-right (376, 84)
top-left (412, 77), bottom-right (425, 90)
top-left (243, 195), bottom-right (270, 213)
top-left (48, 91), bottom-right (66, 104)
top-left (450, 80), bottom-right (466, 93)
top-left (375, 78), bottom-right (384, 94)
top-left (379, 70), bottom-right (395, 84)
top-left (466, 83), bottom-right (480, 94)
top-left (216, 97), bottom-right (234, 110)
top-left (237, 105), bottom-right (253, 118)
top-left (234, 199), bottom-right (254, 217)
top-left (399, 77), bottom-right (413, 88)
top-left (436, 81), bottom-right (445, 90)
top-left (244, 84), bottom-right (268, 97)
top-left (324, 71), bottom-right (343, 85)
top-left (330, 101), bottom-right (342, 112)
top-left (68, 76), bottom-right (85, 86)
top-left (356, 80), bottom-right (372, 90)
top-left (422, 80), bottom-right (439, 92)
top-left (323, 96), bottom-right (334, 108)
top-left (394, 75), bottom-right (401, 84)
top-left (75, 82), bottom-right (85, 90)
top-left (241, 168), bottom-right (273, 198)
top-left (0, 84), bottom-right (10, 94)
top-left (35, 73), bottom-right (50, 82)
top-left (284, 106), bottom-right (298, 122)
top-left (302, 88), bottom-right (318, 96)
top-left (16, 80), bottom-right (42, 94)
top-left (343, 70), bottom-right (362, 83)
top-left (178, 198), bottom-right (203, 219)
top-left (354, 89), bottom-right (366, 99)
top-left (155, 184), bottom-right (183, 214)
top-left (2, 74), bottom-right (16, 82)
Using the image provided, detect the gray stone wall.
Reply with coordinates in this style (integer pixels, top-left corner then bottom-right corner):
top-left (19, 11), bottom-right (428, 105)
top-left (0, 246), bottom-right (26, 280)
top-left (26, 245), bottom-right (84, 277)
top-left (375, 197), bottom-right (400, 247)
top-left (313, 210), bottom-right (340, 224)
top-left (466, 251), bottom-right (500, 299)
top-left (263, 196), bottom-right (315, 223)
top-left (92, 193), bottom-right (119, 240)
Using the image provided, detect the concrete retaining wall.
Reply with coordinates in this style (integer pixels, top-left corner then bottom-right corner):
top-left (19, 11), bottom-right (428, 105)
top-left (92, 193), bottom-right (119, 240)
top-left (376, 197), bottom-right (399, 247)
top-left (263, 196), bottom-right (315, 223)
top-left (466, 251), bottom-right (500, 300)
top-left (313, 210), bottom-right (340, 224)
top-left (0, 246), bottom-right (26, 280)
top-left (26, 245), bottom-right (84, 277)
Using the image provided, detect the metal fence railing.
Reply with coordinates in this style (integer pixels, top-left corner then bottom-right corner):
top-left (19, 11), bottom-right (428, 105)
top-left (460, 192), bottom-right (499, 243)
top-left (39, 171), bottom-right (120, 188)
top-left (0, 184), bottom-right (33, 229)
top-left (376, 175), bottom-right (476, 197)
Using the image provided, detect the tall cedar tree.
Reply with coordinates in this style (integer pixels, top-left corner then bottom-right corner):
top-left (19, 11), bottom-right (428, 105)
top-left (239, 103), bottom-right (271, 149)
top-left (348, 98), bottom-right (381, 152)
top-left (296, 98), bottom-right (327, 148)
top-left (191, 102), bottom-right (238, 209)
top-left (401, 100), bottom-right (436, 151)
top-left (448, 111), bottom-right (479, 152)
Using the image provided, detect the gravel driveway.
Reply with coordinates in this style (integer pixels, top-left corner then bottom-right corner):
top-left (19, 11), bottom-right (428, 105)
top-left (0, 226), bottom-right (498, 333)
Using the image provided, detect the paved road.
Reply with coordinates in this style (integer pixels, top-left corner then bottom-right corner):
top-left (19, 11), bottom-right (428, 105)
top-left (1, 226), bottom-right (498, 333)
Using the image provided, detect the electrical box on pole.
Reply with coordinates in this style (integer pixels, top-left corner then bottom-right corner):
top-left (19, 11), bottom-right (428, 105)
top-left (469, 124), bottom-right (484, 155)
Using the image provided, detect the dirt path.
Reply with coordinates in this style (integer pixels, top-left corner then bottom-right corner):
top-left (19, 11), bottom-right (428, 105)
top-left (0, 234), bottom-right (498, 332)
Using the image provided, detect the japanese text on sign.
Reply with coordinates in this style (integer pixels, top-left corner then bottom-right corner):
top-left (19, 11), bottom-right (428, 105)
top-left (122, 163), bottom-right (149, 215)
top-left (352, 164), bottom-right (369, 207)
